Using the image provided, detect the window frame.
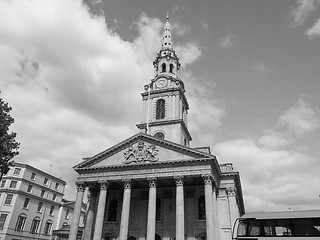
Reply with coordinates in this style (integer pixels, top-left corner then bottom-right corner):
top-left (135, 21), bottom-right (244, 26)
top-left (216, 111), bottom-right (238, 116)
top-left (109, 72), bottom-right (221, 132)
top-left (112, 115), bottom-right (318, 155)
top-left (4, 194), bottom-right (13, 205)
top-left (30, 217), bottom-right (41, 234)
top-left (0, 214), bottom-right (8, 230)
top-left (23, 197), bottom-right (30, 209)
top-left (9, 180), bottom-right (17, 189)
top-left (15, 214), bottom-right (27, 232)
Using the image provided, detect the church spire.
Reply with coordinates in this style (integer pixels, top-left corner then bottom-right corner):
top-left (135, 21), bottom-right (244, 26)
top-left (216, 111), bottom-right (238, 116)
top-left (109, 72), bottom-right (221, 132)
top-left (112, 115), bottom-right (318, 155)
top-left (161, 14), bottom-right (173, 49)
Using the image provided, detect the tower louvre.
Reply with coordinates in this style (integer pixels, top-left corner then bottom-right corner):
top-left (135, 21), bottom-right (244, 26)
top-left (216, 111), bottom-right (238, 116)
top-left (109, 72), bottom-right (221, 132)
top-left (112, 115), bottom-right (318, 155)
top-left (137, 15), bottom-right (192, 146)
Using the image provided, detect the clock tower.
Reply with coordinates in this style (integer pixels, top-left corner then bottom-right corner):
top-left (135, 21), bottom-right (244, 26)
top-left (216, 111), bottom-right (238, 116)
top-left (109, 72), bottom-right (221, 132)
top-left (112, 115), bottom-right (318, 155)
top-left (137, 15), bottom-right (192, 146)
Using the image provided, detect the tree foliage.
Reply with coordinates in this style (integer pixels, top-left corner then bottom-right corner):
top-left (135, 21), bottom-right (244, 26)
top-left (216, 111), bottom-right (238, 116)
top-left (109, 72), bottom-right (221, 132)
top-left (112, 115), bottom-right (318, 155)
top-left (0, 92), bottom-right (20, 178)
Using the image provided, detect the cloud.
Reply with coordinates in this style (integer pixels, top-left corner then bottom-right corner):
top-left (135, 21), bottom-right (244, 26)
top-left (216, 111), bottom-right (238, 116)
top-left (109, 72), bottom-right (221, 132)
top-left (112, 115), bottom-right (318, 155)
top-left (306, 18), bottom-right (320, 38)
top-left (291, 0), bottom-right (320, 27)
top-left (219, 33), bottom-right (238, 49)
top-left (278, 97), bottom-right (320, 136)
top-left (214, 97), bottom-right (320, 211)
top-left (253, 62), bottom-right (271, 74)
top-left (0, 0), bottom-right (203, 200)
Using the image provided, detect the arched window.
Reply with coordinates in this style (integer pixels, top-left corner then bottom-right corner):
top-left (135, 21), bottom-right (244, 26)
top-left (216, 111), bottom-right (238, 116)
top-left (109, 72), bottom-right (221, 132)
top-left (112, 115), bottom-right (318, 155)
top-left (156, 198), bottom-right (161, 221)
top-left (62, 222), bottom-right (68, 227)
top-left (155, 234), bottom-right (161, 240)
top-left (15, 214), bottom-right (27, 232)
top-left (30, 217), bottom-right (41, 234)
top-left (108, 199), bottom-right (118, 221)
top-left (156, 99), bottom-right (165, 120)
top-left (128, 236), bottom-right (136, 240)
top-left (161, 63), bottom-right (166, 72)
top-left (154, 132), bottom-right (165, 140)
top-left (198, 196), bottom-right (206, 220)
top-left (44, 220), bottom-right (53, 235)
top-left (169, 64), bottom-right (174, 73)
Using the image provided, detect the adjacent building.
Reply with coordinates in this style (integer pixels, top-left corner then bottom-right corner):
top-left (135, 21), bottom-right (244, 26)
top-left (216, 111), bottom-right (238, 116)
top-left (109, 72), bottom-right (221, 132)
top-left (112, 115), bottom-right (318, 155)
top-left (68, 16), bottom-right (245, 240)
top-left (0, 162), bottom-right (66, 240)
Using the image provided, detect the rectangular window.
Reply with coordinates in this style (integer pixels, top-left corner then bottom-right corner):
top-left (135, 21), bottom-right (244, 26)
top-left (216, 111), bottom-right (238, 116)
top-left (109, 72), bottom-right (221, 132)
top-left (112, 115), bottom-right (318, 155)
top-left (37, 202), bottom-right (43, 212)
top-left (23, 198), bottom-right (30, 209)
top-left (1, 180), bottom-right (6, 188)
top-left (4, 194), bottom-right (13, 205)
top-left (43, 178), bottom-right (48, 185)
top-left (31, 172), bottom-right (36, 180)
top-left (49, 205), bottom-right (54, 215)
top-left (0, 214), bottom-right (8, 230)
top-left (13, 168), bottom-right (21, 175)
top-left (52, 194), bottom-right (56, 201)
top-left (40, 189), bottom-right (45, 197)
top-left (293, 218), bottom-right (320, 237)
top-left (65, 209), bottom-right (70, 219)
top-left (9, 180), bottom-right (17, 189)
top-left (264, 219), bottom-right (292, 237)
top-left (15, 215), bottom-right (27, 232)
top-left (55, 182), bottom-right (59, 190)
top-left (30, 218), bottom-right (40, 234)
top-left (27, 185), bottom-right (33, 193)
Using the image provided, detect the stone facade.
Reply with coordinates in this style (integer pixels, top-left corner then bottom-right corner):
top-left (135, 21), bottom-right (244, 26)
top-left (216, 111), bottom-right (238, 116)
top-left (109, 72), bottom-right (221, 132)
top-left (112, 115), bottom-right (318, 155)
top-left (69, 15), bottom-right (245, 240)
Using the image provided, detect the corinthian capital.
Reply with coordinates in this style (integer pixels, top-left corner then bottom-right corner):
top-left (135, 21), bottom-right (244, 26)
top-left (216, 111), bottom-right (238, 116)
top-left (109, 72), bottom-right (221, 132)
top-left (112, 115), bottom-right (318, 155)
top-left (174, 175), bottom-right (184, 186)
top-left (122, 179), bottom-right (132, 189)
top-left (148, 177), bottom-right (157, 188)
top-left (76, 182), bottom-right (86, 192)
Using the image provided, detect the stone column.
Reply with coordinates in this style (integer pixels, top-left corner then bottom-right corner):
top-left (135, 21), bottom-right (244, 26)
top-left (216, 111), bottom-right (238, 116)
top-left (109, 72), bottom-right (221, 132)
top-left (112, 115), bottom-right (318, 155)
top-left (68, 183), bottom-right (85, 240)
top-left (93, 182), bottom-right (109, 240)
top-left (119, 179), bottom-right (132, 240)
top-left (203, 175), bottom-right (214, 240)
top-left (83, 187), bottom-right (98, 240)
top-left (146, 178), bottom-right (157, 240)
top-left (174, 176), bottom-right (184, 240)
top-left (212, 185), bottom-right (218, 240)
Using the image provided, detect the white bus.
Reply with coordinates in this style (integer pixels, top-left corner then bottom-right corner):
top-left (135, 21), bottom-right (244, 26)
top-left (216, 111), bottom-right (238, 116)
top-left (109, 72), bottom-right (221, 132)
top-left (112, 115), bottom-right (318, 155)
top-left (232, 210), bottom-right (320, 239)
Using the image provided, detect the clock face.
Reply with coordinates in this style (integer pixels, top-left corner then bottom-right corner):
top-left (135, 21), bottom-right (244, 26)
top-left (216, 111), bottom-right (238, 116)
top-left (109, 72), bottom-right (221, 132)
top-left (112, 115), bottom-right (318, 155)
top-left (156, 79), bottom-right (167, 88)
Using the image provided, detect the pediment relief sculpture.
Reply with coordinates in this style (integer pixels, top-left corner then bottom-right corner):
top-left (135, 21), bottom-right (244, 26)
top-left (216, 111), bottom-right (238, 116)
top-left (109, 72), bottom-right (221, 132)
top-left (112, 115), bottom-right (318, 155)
top-left (123, 140), bottom-right (159, 164)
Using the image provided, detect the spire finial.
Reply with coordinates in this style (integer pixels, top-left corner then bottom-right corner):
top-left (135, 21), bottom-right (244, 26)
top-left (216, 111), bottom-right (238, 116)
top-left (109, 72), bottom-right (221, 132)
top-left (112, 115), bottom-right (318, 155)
top-left (161, 13), bottom-right (173, 49)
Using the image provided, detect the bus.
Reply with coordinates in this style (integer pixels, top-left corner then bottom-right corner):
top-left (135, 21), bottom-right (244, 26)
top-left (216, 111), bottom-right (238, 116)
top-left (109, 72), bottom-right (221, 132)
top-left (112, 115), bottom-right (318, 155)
top-left (232, 210), bottom-right (320, 239)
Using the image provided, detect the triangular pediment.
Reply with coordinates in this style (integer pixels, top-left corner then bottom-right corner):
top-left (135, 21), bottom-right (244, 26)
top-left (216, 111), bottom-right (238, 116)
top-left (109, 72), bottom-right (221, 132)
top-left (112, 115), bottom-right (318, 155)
top-left (73, 133), bottom-right (214, 171)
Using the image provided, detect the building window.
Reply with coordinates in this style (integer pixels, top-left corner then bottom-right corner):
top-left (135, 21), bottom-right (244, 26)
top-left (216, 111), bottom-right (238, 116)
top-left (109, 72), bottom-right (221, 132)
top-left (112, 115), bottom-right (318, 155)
top-left (154, 132), bottom-right (165, 140)
top-left (4, 194), bottom-right (13, 205)
top-left (161, 63), bottom-right (166, 72)
top-left (9, 180), bottom-right (17, 189)
top-left (31, 172), bottom-right (36, 180)
top-left (44, 220), bottom-right (53, 235)
top-left (43, 178), bottom-right (49, 185)
top-left (30, 217), bottom-right (41, 234)
top-left (55, 182), bottom-right (59, 190)
top-left (27, 185), bottom-right (33, 193)
top-left (156, 99), bottom-right (165, 119)
top-left (65, 209), bottom-right (70, 219)
top-left (15, 214), bottom-right (27, 232)
top-left (23, 198), bottom-right (30, 209)
top-left (108, 199), bottom-right (118, 221)
top-left (40, 189), bottom-right (46, 197)
top-left (37, 202), bottom-right (43, 212)
top-left (13, 168), bottom-right (21, 175)
top-left (49, 205), bottom-right (54, 215)
top-left (52, 194), bottom-right (57, 201)
top-left (156, 198), bottom-right (161, 221)
top-left (0, 214), bottom-right (8, 230)
top-left (0, 180), bottom-right (6, 188)
top-left (198, 195), bottom-right (206, 220)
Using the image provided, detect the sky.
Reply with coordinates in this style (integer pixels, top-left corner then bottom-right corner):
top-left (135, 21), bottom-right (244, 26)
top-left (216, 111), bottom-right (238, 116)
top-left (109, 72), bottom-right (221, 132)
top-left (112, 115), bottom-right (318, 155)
top-left (0, 0), bottom-right (320, 212)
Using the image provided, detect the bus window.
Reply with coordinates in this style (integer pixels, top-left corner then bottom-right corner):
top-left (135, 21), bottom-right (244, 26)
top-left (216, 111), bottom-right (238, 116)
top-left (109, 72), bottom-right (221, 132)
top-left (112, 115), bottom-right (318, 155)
top-left (248, 219), bottom-right (261, 236)
top-left (237, 219), bottom-right (247, 236)
top-left (293, 218), bottom-right (320, 237)
top-left (264, 219), bottom-right (292, 237)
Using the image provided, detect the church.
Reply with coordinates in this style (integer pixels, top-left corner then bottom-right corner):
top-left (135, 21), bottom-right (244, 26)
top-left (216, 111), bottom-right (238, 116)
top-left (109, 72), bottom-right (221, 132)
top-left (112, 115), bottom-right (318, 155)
top-left (68, 16), bottom-right (245, 240)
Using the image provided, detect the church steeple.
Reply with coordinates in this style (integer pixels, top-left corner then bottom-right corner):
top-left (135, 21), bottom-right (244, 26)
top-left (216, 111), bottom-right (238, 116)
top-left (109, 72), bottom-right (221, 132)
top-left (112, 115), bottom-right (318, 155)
top-left (137, 15), bottom-right (192, 146)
